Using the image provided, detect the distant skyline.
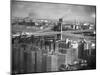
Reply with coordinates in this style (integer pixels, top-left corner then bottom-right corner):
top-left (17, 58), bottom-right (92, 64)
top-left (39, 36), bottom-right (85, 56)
top-left (11, 1), bottom-right (96, 23)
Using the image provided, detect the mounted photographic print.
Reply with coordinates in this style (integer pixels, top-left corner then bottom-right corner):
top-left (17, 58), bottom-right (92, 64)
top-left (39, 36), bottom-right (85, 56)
top-left (11, 0), bottom-right (96, 75)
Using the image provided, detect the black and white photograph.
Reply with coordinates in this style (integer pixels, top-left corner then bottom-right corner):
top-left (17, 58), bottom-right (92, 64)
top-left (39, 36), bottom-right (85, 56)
top-left (11, 0), bottom-right (96, 75)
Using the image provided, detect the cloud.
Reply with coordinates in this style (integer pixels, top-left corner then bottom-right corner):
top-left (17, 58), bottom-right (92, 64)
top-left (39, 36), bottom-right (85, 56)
top-left (11, 1), bottom-right (96, 23)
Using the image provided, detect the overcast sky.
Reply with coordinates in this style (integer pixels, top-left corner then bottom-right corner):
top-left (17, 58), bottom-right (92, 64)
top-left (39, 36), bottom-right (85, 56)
top-left (11, 1), bottom-right (96, 23)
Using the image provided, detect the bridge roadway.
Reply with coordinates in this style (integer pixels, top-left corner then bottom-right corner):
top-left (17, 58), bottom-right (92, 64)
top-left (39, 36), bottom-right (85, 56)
top-left (12, 25), bottom-right (95, 41)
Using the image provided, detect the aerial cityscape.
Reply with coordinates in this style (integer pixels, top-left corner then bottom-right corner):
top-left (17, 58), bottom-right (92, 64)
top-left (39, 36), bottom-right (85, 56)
top-left (11, 1), bottom-right (96, 75)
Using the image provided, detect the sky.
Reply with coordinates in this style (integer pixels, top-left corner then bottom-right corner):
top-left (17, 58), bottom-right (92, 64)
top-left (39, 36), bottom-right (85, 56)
top-left (11, 1), bottom-right (96, 23)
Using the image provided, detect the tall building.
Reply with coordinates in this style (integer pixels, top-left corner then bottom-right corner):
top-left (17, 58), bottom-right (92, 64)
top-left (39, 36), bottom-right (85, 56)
top-left (78, 41), bottom-right (85, 59)
top-left (36, 51), bottom-right (43, 72)
top-left (46, 55), bottom-right (58, 72)
top-left (58, 54), bottom-right (67, 69)
top-left (42, 54), bottom-right (47, 72)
